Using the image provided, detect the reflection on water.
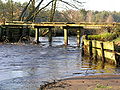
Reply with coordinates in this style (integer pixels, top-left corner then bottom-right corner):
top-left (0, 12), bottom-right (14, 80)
top-left (0, 37), bottom-right (119, 90)
top-left (81, 57), bottom-right (119, 75)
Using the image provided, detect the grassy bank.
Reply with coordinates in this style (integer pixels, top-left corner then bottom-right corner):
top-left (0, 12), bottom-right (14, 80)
top-left (87, 32), bottom-right (120, 46)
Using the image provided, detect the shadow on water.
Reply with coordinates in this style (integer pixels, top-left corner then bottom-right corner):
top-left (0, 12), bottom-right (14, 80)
top-left (0, 37), bottom-right (119, 90)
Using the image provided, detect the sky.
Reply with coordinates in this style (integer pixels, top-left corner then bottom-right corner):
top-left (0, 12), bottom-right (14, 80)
top-left (3, 0), bottom-right (120, 12)
top-left (85, 0), bottom-right (120, 11)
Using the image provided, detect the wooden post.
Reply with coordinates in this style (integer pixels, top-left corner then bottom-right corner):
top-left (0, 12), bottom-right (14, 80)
top-left (77, 29), bottom-right (81, 47)
top-left (48, 27), bottom-right (52, 46)
top-left (100, 42), bottom-right (105, 63)
top-left (64, 28), bottom-right (68, 46)
top-left (82, 41), bottom-right (84, 56)
top-left (0, 27), bottom-right (3, 39)
top-left (113, 42), bottom-right (117, 65)
top-left (35, 28), bottom-right (40, 44)
top-left (89, 40), bottom-right (92, 59)
top-left (94, 41), bottom-right (97, 62)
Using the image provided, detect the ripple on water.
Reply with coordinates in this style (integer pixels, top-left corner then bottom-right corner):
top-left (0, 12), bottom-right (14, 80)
top-left (0, 37), bottom-right (119, 90)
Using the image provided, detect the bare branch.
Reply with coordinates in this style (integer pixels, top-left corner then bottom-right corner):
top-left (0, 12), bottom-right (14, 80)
top-left (26, 0), bottom-right (53, 21)
top-left (25, 0), bottom-right (44, 21)
top-left (49, 0), bottom-right (57, 22)
top-left (19, 0), bottom-right (32, 21)
top-left (60, 0), bottom-right (79, 10)
top-left (73, 0), bottom-right (85, 4)
top-left (35, 0), bottom-right (44, 11)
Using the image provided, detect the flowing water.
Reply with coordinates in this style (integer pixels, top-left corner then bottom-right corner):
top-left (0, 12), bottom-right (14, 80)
top-left (0, 37), bottom-right (120, 90)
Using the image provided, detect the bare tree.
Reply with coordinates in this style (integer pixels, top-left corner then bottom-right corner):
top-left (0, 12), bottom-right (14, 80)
top-left (19, 0), bottom-right (84, 22)
top-left (106, 14), bottom-right (114, 23)
top-left (86, 11), bottom-right (93, 22)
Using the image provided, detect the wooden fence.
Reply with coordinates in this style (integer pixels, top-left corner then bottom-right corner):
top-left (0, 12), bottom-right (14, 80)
top-left (83, 39), bottom-right (120, 65)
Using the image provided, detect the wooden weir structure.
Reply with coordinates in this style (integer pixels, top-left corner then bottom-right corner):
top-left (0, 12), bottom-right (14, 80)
top-left (0, 22), bottom-right (118, 46)
top-left (83, 39), bottom-right (120, 65)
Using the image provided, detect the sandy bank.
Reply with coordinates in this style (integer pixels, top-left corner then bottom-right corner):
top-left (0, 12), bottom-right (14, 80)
top-left (41, 74), bottom-right (120, 90)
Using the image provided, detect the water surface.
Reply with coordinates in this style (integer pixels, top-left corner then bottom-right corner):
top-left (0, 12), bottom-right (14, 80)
top-left (0, 37), bottom-right (119, 90)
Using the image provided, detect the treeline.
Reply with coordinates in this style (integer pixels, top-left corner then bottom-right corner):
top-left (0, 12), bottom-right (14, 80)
top-left (0, 0), bottom-right (28, 22)
top-left (52, 9), bottom-right (120, 23)
top-left (1, 0), bottom-right (120, 23)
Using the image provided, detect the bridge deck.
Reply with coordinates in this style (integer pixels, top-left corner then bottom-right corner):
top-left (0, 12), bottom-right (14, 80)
top-left (1, 22), bottom-right (118, 29)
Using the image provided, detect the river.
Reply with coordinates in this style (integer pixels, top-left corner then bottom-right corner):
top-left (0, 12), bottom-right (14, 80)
top-left (0, 37), bottom-right (120, 90)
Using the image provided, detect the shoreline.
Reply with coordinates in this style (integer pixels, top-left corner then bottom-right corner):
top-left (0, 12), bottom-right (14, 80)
top-left (39, 74), bottom-right (120, 90)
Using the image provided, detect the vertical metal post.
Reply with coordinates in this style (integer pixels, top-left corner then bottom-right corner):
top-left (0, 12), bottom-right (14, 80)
top-left (77, 29), bottom-right (81, 47)
top-left (35, 28), bottom-right (39, 44)
top-left (48, 28), bottom-right (52, 46)
top-left (64, 28), bottom-right (68, 46)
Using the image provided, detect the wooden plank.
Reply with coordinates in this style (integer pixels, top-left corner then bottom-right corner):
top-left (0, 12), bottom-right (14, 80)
top-left (104, 51), bottom-right (116, 60)
top-left (103, 42), bottom-right (114, 50)
top-left (104, 51), bottom-right (116, 63)
top-left (92, 41), bottom-right (115, 50)
top-left (92, 40), bottom-right (96, 47)
top-left (84, 40), bottom-right (90, 52)
top-left (92, 40), bottom-right (101, 48)
top-left (4, 22), bottom-right (115, 29)
top-left (83, 39), bottom-right (90, 46)
top-left (96, 49), bottom-right (102, 56)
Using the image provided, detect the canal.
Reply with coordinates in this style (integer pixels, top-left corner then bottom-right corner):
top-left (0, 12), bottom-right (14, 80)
top-left (0, 37), bottom-right (120, 90)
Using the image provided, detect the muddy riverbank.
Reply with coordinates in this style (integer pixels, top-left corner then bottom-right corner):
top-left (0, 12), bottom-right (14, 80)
top-left (41, 74), bottom-right (120, 90)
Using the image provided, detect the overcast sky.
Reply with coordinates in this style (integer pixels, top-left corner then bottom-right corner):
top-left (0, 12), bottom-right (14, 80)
top-left (85, 0), bottom-right (120, 11)
top-left (3, 0), bottom-right (120, 11)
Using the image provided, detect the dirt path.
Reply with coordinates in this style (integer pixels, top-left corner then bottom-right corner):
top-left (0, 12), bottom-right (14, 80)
top-left (41, 74), bottom-right (120, 90)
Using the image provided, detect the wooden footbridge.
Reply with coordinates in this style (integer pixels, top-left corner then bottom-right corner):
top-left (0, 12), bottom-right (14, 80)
top-left (0, 21), bottom-right (118, 46)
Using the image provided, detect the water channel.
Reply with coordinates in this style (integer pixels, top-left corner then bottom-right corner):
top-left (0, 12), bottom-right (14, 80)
top-left (0, 37), bottom-right (120, 90)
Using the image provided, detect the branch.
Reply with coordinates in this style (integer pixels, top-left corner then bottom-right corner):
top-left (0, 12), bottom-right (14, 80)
top-left (49, 0), bottom-right (57, 22)
top-left (25, 0), bottom-right (44, 21)
top-left (60, 0), bottom-right (79, 10)
top-left (60, 12), bottom-right (71, 22)
top-left (35, 0), bottom-right (44, 10)
top-left (19, 0), bottom-right (32, 21)
top-left (26, 0), bottom-right (53, 21)
top-left (73, 0), bottom-right (85, 4)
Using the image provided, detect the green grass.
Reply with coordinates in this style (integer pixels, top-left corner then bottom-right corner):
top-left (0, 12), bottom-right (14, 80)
top-left (94, 84), bottom-right (112, 90)
top-left (87, 32), bottom-right (119, 41)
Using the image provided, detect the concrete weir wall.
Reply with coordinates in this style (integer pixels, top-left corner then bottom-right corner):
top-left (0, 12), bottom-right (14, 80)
top-left (82, 38), bottom-right (120, 65)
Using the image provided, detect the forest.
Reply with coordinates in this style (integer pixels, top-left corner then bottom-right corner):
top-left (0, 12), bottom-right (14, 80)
top-left (0, 0), bottom-right (120, 23)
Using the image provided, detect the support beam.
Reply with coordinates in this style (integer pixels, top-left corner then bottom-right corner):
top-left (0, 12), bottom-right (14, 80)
top-left (35, 28), bottom-right (40, 44)
top-left (48, 28), bottom-right (52, 46)
top-left (64, 28), bottom-right (68, 46)
top-left (77, 29), bottom-right (81, 47)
